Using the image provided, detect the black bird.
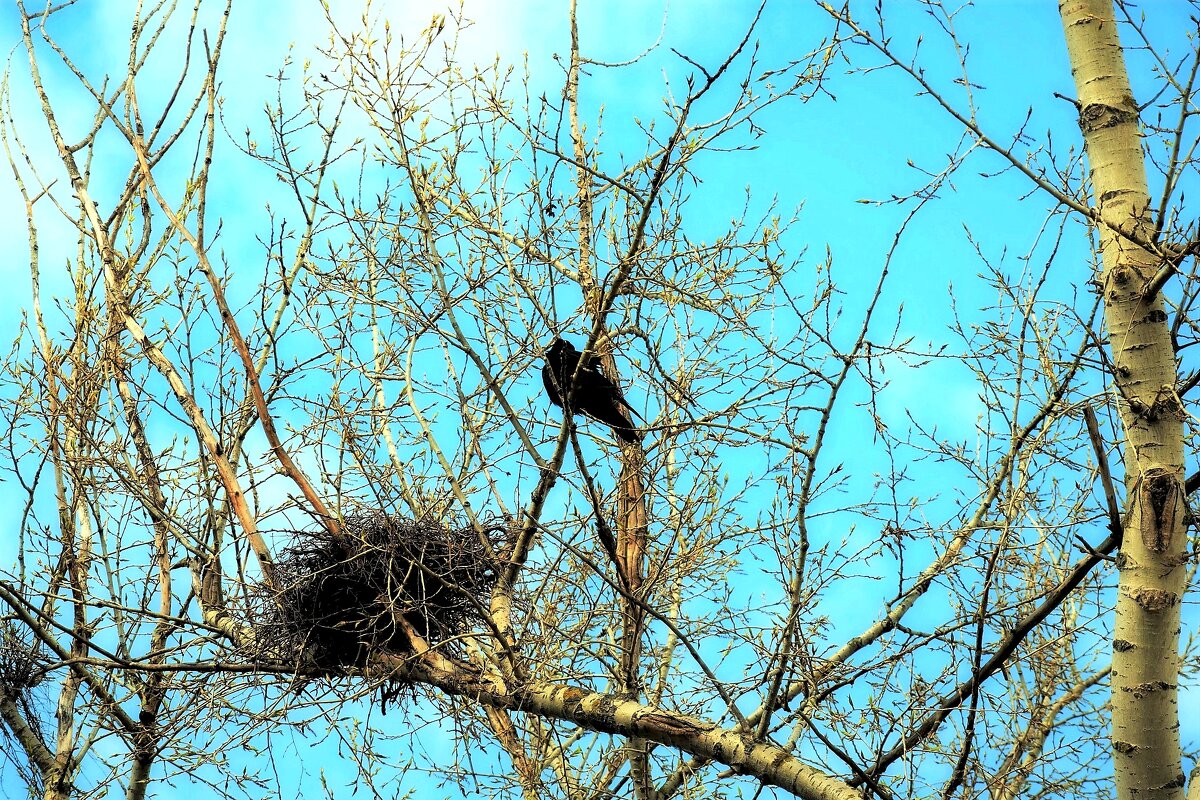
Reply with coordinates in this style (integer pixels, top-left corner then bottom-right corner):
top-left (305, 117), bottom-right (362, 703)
top-left (542, 337), bottom-right (642, 444)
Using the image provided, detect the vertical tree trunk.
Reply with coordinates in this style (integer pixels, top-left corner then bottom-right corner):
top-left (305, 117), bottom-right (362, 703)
top-left (616, 443), bottom-right (652, 798)
top-left (1060, 2), bottom-right (1186, 798)
top-left (617, 448), bottom-right (648, 686)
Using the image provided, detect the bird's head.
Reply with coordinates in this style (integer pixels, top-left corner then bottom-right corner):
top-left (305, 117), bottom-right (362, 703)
top-left (545, 337), bottom-right (575, 357)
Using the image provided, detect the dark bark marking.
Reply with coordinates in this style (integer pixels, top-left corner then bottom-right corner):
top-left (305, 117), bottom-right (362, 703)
top-left (1140, 469), bottom-right (1181, 553)
top-left (1079, 100), bottom-right (1139, 132)
top-left (1151, 772), bottom-right (1187, 791)
top-left (1129, 586), bottom-right (1178, 612)
top-left (1121, 680), bottom-right (1174, 699)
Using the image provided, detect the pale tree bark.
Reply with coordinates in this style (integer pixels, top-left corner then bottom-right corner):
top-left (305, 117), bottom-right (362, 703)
top-left (1061, 2), bottom-right (1187, 798)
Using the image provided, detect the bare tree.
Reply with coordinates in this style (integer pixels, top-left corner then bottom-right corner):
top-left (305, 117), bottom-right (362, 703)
top-left (1, 1), bottom-right (1197, 799)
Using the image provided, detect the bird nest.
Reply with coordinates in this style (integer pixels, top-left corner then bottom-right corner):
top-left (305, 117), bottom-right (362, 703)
top-left (260, 512), bottom-right (512, 669)
top-left (0, 625), bottom-right (46, 692)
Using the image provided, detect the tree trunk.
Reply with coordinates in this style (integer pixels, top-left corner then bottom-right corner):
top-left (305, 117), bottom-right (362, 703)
top-left (1060, 2), bottom-right (1186, 798)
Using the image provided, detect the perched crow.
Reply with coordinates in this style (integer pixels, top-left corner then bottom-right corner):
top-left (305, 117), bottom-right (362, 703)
top-left (542, 337), bottom-right (642, 444)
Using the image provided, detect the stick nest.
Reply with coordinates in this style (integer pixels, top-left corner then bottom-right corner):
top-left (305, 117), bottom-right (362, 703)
top-left (261, 512), bottom-right (511, 669)
top-left (0, 625), bottom-right (46, 692)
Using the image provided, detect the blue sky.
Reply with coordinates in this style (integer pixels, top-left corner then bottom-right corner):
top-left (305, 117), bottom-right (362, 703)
top-left (2, 0), bottom-right (1199, 798)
